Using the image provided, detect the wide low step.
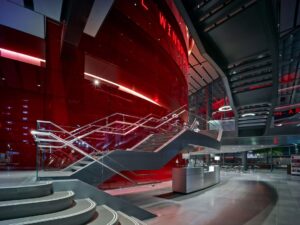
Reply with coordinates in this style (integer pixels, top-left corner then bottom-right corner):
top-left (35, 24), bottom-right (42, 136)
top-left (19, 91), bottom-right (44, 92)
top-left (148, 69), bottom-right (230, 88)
top-left (134, 148), bottom-right (158, 152)
top-left (0, 191), bottom-right (74, 220)
top-left (79, 160), bottom-right (92, 165)
top-left (0, 182), bottom-right (52, 201)
top-left (117, 211), bottom-right (139, 225)
top-left (71, 165), bottom-right (85, 171)
top-left (1, 198), bottom-right (96, 225)
top-left (87, 205), bottom-right (118, 225)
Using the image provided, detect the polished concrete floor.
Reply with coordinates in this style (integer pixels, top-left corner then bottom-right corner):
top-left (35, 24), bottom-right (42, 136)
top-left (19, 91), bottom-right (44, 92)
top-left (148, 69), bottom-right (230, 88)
top-left (115, 170), bottom-right (300, 225)
top-left (0, 170), bottom-right (299, 224)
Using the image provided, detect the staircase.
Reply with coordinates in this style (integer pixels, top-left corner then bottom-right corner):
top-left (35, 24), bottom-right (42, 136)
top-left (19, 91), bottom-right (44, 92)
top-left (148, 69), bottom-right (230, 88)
top-left (134, 131), bottom-right (179, 152)
top-left (0, 182), bottom-right (148, 224)
top-left (37, 129), bottom-right (220, 186)
top-left (32, 106), bottom-right (222, 186)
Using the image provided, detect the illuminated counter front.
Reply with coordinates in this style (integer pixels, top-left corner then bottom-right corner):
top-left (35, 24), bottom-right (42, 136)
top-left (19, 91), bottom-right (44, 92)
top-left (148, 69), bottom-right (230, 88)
top-left (172, 166), bottom-right (220, 193)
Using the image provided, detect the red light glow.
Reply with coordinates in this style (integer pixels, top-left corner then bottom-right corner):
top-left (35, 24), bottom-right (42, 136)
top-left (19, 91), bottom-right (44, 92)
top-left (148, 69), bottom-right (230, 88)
top-left (84, 72), bottom-right (161, 107)
top-left (0, 48), bottom-right (46, 67)
top-left (141, 0), bottom-right (149, 10)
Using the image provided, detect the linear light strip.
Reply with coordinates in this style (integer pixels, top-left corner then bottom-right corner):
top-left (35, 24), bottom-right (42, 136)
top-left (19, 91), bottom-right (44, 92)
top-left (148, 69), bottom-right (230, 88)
top-left (0, 47), bottom-right (46, 67)
top-left (275, 103), bottom-right (300, 111)
top-left (84, 72), bottom-right (161, 106)
top-left (278, 85), bottom-right (300, 92)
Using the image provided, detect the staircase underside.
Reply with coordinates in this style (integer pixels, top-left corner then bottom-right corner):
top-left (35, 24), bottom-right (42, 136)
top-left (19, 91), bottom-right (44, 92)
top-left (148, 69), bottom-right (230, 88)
top-left (39, 129), bottom-right (221, 186)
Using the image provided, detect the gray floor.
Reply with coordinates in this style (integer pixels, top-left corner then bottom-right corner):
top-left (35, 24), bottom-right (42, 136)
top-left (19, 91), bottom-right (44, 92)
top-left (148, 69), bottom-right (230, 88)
top-left (117, 170), bottom-right (300, 225)
top-left (0, 171), bottom-right (36, 187)
top-left (1, 170), bottom-right (300, 224)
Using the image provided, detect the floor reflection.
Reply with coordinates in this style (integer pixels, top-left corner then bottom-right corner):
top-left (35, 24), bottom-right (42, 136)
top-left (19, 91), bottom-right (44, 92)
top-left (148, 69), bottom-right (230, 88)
top-left (118, 171), bottom-right (300, 225)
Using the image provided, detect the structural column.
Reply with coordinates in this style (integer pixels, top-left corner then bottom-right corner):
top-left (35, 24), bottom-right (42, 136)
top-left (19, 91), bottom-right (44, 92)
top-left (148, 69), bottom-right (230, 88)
top-left (242, 151), bottom-right (248, 171)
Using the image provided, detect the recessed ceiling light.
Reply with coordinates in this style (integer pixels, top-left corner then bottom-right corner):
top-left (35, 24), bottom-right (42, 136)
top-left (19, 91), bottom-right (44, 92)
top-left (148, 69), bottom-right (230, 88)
top-left (94, 79), bottom-right (99, 86)
top-left (1, 77), bottom-right (5, 81)
top-left (241, 113), bottom-right (255, 117)
top-left (37, 84), bottom-right (41, 87)
top-left (219, 105), bottom-right (232, 112)
top-left (276, 123), bottom-right (282, 127)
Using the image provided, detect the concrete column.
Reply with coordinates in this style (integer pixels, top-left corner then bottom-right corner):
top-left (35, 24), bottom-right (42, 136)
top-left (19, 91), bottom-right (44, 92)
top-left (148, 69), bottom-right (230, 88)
top-left (206, 84), bottom-right (213, 130)
top-left (242, 151), bottom-right (248, 171)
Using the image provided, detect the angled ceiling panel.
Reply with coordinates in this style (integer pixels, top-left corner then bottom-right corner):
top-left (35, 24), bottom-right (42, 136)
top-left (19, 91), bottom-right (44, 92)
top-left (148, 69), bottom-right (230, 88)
top-left (192, 45), bottom-right (207, 63)
top-left (188, 75), bottom-right (201, 90)
top-left (189, 54), bottom-right (200, 66)
top-left (33, 0), bottom-right (63, 21)
top-left (194, 64), bottom-right (213, 83)
top-left (202, 62), bottom-right (219, 79)
top-left (0, 0), bottom-right (45, 38)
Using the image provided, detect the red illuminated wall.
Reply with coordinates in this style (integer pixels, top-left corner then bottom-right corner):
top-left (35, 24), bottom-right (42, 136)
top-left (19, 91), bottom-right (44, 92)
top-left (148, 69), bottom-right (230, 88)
top-left (0, 0), bottom-right (188, 173)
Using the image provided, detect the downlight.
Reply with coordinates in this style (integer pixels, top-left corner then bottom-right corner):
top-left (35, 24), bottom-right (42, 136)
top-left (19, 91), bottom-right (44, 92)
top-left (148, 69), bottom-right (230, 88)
top-left (218, 105), bottom-right (232, 112)
top-left (241, 113), bottom-right (255, 117)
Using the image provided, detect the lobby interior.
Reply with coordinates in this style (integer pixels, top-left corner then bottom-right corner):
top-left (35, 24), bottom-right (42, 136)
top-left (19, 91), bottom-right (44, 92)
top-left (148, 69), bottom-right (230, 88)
top-left (0, 0), bottom-right (300, 225)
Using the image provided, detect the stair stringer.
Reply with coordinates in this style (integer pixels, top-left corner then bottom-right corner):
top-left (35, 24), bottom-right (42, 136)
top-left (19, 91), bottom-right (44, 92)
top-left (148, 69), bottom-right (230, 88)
top-left (71, 129), bottom-right (221, 186)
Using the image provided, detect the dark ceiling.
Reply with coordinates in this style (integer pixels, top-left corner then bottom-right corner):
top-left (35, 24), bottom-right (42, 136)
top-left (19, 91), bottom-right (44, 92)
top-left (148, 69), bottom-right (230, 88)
top-left (177, 0), bottom-right (300, 137)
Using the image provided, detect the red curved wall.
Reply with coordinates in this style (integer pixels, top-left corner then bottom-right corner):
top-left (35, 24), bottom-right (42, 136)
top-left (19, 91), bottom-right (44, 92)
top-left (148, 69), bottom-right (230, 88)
top-left (0, 0), bottom-right (188, 171)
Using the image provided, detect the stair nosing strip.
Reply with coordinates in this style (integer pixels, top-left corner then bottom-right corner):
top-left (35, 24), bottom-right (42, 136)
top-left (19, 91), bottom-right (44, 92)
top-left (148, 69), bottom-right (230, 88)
top-left (102, 205), bottom-right (119, 225)
top-left (0, 182), bottom-right (52, 189)
top-left (118, 211), bottom-right (139, 225)
top-left (12, 199), bottom-right (96, 225)
top-left (0, 191), bottom-right (74, 206)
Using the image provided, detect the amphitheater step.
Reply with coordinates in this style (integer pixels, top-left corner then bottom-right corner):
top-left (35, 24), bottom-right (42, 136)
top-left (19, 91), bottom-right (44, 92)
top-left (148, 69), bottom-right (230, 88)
top-left (0, 182), bottom-right (52, 201)
top-left (1, 198), bottom-right (96, 225)
top-left (0, 191), bottom-right (74, 220)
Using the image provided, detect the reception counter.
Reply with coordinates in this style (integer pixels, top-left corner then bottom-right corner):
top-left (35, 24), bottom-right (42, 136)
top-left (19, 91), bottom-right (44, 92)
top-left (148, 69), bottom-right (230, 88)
top-left (172, 165), bottom-right (220, 193)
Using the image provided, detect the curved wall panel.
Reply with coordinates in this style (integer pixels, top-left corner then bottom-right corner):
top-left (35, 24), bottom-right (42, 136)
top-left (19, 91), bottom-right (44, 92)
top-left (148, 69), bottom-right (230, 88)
top-left (0, 0), bottom-right (188, 170)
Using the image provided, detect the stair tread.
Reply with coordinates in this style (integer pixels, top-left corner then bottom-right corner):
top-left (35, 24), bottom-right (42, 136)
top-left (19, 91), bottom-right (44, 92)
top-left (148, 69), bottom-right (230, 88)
top-left (0, 198), bottom-right (96, 225)
top-left (0, 182), bottom-right (52, 201)
top-left (79, 161), bottom-right (91, 165)
top-left (0, 191), bottom-right (74, 206)
top-left (117, 211), bottom-right (139, 225)
top-left (0, 191), bottom-right (74, 220)
top-left (87, 205), bottom-right (118, 225)
top-left (38, 171), bottom-right (73, 178)
top-left (72, 165), bottom-right (85, 170)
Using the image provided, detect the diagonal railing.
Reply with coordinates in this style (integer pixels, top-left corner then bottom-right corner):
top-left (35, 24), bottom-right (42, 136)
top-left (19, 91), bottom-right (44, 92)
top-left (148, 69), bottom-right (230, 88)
top-left (31, 130), bottom-right (136, 184)
top-left (31, 105), bottom-right (223, 182)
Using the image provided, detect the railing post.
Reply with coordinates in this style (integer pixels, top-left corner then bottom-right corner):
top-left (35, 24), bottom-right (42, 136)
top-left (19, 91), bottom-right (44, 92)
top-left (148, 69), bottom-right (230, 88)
top-left (35, 121), bottom-right (39, 181)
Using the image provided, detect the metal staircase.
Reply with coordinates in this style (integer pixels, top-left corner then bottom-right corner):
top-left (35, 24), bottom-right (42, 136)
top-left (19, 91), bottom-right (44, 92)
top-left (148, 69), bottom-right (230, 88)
top-left (31, 106), bottom-right (222, 186)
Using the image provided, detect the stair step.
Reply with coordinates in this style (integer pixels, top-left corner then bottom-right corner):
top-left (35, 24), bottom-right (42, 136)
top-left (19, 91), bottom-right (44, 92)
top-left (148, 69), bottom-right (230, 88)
top-left (87, 205), bottom-right (118, 225)
top-left (0, 182), bottom-right (52, 201)
top-left (85, 157), bottom-right (94, 162)
top-left (0, 191), bottom-right (74, 220)
top-left (117, 211), bottom-right (139, 225)
top-left (132, 216), bottom-right (148, 225)
top-left (93, 152), bottom-right (103, 156)
top-left (71, 165), bottom-right (84, 171)
top-left (79, 161), bottom-right (91, 165)
top-left (0, 198), bottom-right (96, 225)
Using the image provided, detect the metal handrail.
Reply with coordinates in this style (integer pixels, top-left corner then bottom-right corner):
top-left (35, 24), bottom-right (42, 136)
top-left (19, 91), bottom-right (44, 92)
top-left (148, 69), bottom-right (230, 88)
top-left (32, 105), bottom-right (223, 183)
top-left (188, 111), bottom-right (223, 141)
top-left (36, 106), bottom-right (187, 147)
top-left (32, 131), bottom-right (137, 184)
top-left (33, 106), bottom-right (188, 180)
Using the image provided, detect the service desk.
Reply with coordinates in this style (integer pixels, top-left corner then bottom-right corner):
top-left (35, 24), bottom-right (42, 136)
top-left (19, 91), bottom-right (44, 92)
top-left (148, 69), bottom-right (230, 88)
top-left (172, 165), bottom-right (220, 193)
